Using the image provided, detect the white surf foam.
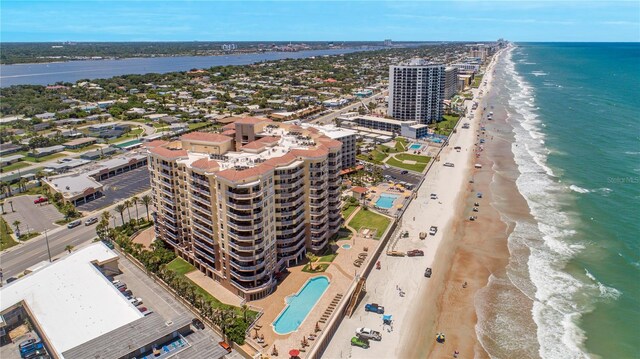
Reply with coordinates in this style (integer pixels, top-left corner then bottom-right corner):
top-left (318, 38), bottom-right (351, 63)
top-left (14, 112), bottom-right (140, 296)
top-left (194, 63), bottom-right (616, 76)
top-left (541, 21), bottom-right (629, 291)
top-left (569, 185), bottom-right (590, 194)
top-left (531, 71), bottom-right (548, 76)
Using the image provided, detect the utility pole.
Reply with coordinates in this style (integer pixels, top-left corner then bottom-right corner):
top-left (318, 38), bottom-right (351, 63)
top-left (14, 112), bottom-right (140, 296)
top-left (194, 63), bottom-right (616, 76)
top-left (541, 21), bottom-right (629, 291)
top-left (44, 229), bottom-right (52, 262)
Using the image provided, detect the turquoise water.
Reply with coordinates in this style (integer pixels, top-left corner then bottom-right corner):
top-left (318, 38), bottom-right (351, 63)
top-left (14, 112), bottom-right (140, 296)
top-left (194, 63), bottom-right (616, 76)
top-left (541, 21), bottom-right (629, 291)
top-left (480, 43), bottom-right (639, 359)
top-left (273, 276), bottom-right (329, 334)
top-left (409, 143), bottom-right (422, 150)
top-left (375, 193), bottom-right (399, 209)
top-left (341, 244), bottom-right (351, 249)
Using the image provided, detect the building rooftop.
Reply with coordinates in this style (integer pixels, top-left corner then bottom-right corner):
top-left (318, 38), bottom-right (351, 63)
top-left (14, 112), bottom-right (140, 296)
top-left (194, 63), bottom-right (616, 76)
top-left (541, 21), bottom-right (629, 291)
top-left (0, 243), bottom-right (143, 358)
top-left (45, 172), bottom-right (103, 198)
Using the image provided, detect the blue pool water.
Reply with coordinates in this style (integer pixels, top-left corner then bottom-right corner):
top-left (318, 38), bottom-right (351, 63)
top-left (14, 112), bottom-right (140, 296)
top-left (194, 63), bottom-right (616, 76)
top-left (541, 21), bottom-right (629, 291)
top-left (375, 193), bottom-right (399, 209)
top-left (409, 143), bottom-right (422, 150)
top-left (342, 244), bottom-right (351, 249)
top-left (273, 276), bottom-right (330, 334)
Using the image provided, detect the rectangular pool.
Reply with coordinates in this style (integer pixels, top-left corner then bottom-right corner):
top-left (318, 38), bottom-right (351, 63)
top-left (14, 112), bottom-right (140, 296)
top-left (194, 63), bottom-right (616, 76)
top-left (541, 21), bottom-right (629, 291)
top-left (273, 276), bottom-right (329, 335)
top-left (409, 143), bottom-right (422, 150)
top-left (376, 193), bottom-right (399, 209)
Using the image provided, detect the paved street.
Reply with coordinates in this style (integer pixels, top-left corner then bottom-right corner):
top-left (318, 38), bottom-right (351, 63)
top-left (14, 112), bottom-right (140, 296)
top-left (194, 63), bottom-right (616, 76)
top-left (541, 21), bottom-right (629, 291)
top-left (0, 201), bottom-right (150, 280)
top-left (1, 194), bottom-right (63, 234)
top-left (78, 167), bottom-right (151, 212)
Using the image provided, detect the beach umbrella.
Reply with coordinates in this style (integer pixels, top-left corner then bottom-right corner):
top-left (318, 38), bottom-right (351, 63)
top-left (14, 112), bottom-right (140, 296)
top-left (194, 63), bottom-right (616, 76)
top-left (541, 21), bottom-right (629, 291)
top-left (436, 333), bottom-right (446, 343)
top-left (289, 349), bottom-right (300, 358)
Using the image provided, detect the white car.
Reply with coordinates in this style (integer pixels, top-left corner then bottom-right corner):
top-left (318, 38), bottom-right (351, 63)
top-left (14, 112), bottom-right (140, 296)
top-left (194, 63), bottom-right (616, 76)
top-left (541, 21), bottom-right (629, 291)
top-left (129, 297), bottom-right (143, 306)
top-left (430, 193), bottom-right (438, 200)
top-left (356, 327), bottom-right (382, 341)
top-left (443, 162), bottom-right (455, 167)
top-left (429, 226), bottom-right (438, 235)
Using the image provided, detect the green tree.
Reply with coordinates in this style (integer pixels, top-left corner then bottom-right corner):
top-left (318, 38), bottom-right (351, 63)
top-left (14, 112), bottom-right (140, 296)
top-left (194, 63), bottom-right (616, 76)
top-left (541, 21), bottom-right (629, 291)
top-left (65, 245), bottom-right (74, 253)
top-left (12, 220), bottom-right (21, 233)
top-left (114, 204), bottom-right (126, 226)
top-left (141, 194), bottom-right (152, 222)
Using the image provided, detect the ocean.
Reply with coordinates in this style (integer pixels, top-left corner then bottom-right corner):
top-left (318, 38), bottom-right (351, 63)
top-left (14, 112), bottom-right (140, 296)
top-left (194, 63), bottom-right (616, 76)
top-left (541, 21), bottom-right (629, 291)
top-left (480, 43), bottom-right (639, 358)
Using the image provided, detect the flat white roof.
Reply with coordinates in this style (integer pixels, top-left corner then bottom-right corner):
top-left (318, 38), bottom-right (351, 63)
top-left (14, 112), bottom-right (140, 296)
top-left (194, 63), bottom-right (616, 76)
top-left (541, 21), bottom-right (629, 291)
top-left (301, 123), bottom-right (356, 139)
top-left (45, 172), bottom-right (103, 199)
top-left (0, 243), bottom-right (142, 358)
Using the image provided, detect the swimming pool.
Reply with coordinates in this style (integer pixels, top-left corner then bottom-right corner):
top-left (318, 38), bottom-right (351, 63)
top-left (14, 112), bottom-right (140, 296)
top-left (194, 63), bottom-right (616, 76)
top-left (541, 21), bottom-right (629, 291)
top-left (342, 244), bottom-right (351, 249)
top-left (273, 276), bottom-right (330, 335)
top-left (409, 143), bottom-right (422, 150)
top-left (376, 193), bottom-right (399, 209)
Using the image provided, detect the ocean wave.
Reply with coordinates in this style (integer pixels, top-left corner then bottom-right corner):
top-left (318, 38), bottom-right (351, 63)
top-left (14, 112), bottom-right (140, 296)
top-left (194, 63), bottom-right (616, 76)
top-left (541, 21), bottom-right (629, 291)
top-left (584, 269), bottom-right (622, 300)
top-left (502, 48), bottom-right (597, 359)
top-left (570, 185), bottom-right (590, 194)
top-left (531, 71), bottom-right (548, 76)
top-left (624, 151), bottom-right (640, 155)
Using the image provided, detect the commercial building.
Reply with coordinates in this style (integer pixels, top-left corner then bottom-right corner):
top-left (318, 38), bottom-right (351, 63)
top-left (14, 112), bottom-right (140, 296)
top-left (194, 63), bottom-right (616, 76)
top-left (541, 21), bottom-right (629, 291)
top-left (450, 63), bottom-right (480, 73)
top-left (387, 59), bottom-right (445, 124)
top-left (338, 115), bottom-right (430, 140)
top-left (0, 243), bottom-right (223, 359)
top-left (444, 66), bottom-right (459, 100)
top-left (147, 118), bottom-right (345, 300)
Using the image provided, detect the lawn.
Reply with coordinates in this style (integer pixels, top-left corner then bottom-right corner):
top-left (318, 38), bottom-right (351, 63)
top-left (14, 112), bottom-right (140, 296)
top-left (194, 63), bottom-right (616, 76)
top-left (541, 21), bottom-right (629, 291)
top-left (22, 153), bottom-right (66, 163)
top-left (386, 153), bottom-right (431, 173)
top-left (0, 216), bottom-right (18, 251)
top-left (166, 257), bottom-right (258, 318)
top-left (1, 161), bottom-right (30, 172)
top-left (341, 204), bottom-right (359, 219)
top-left (472, 74), bottom-right (484, 88)
top-left (394, 137), bottom-right (408, 152)
top-left (318, 252), bottom-right (338, 262)
top-left (302, 263), bottom-right (329, 273)
top-left (432, 115), bottom-right (461, 136)
top-left (166, 257), bottom-right (196, 275)
top-left (188, 122), bottom-right (211, 130)
top-left (348, 209), bottom-right (391, 238)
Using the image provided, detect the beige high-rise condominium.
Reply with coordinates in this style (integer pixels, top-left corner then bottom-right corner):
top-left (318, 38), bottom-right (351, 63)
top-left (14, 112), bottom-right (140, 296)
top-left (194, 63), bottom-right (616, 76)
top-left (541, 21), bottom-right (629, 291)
top-left (147, 117), bottom-right (344, 300)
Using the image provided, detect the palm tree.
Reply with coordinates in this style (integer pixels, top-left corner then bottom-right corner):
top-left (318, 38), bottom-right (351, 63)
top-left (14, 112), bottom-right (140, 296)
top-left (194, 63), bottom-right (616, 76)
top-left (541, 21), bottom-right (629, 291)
top-left (35, 170), bottom-right (46, 186)
top-left (124, 200), bottom-right (132, 222)
top-left (141, 195), bottom-right (152, 222)
top-left (12, 220), bottom-right (21, 233)
top-left (114, 204), bottom-right (126, 226)
top-left (101, 211), bottom-right (112, 228)
top-left (241, 303), bottom-right (249, 323)
top-left (18, 178), bottom-right (28, 192)
top-left (305, 252), bottom-right (317, 271)
top-left (131, 196), bottom-right (139, 223)
top-left (65, 245), bottom-right (74, 253)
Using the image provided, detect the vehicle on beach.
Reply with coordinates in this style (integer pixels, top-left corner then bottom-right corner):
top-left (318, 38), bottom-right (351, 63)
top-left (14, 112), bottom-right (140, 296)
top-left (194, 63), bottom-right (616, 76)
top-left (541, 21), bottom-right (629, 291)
top-left (356, 327), bottom-right (382, 341)
top-left (462, 123), bottom-right (470, 129)
top-left (474, 164), bottom-right (482, 168)
top-left (430, 193), bottom-right (438, 200)
top-left (443, 162), bottom-right (455, 167)
top-left (429, 226), bottom-right (438, 235)
top-left (454, 146), bottom-right (462, 152)
top-left (365, 303), bottom-right (385, 314)
top-left (424, 268), bottom-right (433, 278)
top-left (386, 251), bottom-right (405, 257)
top-left (351, 336), bottom-right (370, 349)
top-left (472, 207), bottom-right (479, 212)
top-left (476, 192), bottom-right (483, 198)
top-left (407, 249), bottom-right (424, 257)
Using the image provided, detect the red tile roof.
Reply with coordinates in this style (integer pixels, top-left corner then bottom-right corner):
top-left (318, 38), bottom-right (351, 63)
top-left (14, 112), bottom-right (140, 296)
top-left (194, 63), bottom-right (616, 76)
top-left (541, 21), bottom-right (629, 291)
top-left (221, 129), bottom-right (236, 136)
top-left (216, 164), bottom-right (273, 181)
top-left (145, 140), bottom-right (169, 148)
top-left (222, 123), bottom-right (236, 130)
top-left (149, 147), bottom-right (188, 159)
top-left (241, 141), bottom-right (267, 150)
top-left (181, 132), bottom-right (232, 143)
top-left (191, 158), bottom-right (219, 171)
top-left (352, 186), bottom-right (368, 194)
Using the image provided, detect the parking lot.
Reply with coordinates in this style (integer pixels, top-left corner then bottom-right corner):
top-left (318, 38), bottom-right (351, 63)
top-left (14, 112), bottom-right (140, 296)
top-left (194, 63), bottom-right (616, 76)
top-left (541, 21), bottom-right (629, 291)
top-left (114, 255), bottom-right (230, 359)
top-left (383, 166), bottom-right (423, 186)
top-left (1, 195), bottom-right (64, 234)
top-left (77, 167), bottom-right (150, 212)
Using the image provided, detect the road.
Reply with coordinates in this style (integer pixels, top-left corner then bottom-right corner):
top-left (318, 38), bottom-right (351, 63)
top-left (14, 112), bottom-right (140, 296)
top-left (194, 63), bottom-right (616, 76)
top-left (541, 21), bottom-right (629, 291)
top-left (0, 198), bottom-right (151, 280)
top-left (309, 89), bottom-right (388, 125)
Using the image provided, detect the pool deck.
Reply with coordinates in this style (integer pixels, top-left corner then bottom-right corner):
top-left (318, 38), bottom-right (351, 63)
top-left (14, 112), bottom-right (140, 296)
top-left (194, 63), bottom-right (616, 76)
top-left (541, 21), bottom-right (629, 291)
top-left (243, 233), bottom-right (382, 357)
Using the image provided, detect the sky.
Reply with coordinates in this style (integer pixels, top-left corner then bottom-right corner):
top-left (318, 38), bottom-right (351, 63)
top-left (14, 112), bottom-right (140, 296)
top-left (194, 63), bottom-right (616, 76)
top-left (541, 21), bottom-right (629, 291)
top-left (1, 1), bottom-right (639, 42)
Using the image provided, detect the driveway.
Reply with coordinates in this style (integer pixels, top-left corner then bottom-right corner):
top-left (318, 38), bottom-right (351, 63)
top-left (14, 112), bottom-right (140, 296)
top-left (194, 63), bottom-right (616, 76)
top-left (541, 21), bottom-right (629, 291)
top-left (1, 194), bottom-right (64, 234)
top-left (77, 167), bottom-right (151, 212)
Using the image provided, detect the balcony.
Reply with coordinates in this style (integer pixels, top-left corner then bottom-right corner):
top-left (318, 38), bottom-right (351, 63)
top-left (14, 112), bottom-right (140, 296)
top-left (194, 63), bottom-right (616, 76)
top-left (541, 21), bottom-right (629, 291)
top-left (194, 246), bottom-right (216, 263)
top-left (277, 221), bottom-right (305, 236)
top-left (160, 195), bottom-right (175, 206)
top-left (228, 231), bottom-right (260, 242)
top-left (191, 194), bottom-right (211, 208)
top-left (276, 230), bottom-right (305, 245)
top-left (226, 190), bottom-right (262, 200)
top-left (192, 208), bottom-right (213, 224)
top-left (230, 270), bottom-right (269, 282)
top-left (192, 230), bottom-right (215, 246)
top-left (161, 187), bottom-right (174, 197)
top-left (230, 277), bottom-right (273, 293)
top-left (277, 211), bottom-right (305, 226)
top-left (309, 199), bottom-right (328, 209)
top-left (227, 220), bottom-right (263, 232)
top-left (191, 177), bottom-right (209, 187)
top-left (192, 220), bottom-right (214, 236)
top-left (227, 200), bottom-right (262, 211)
top-left (277, 187), bottom-right (304, 199)
top-left (230, 259), bottom-right (266, 272)
top-left (226, 210), bottom-right (261, 222)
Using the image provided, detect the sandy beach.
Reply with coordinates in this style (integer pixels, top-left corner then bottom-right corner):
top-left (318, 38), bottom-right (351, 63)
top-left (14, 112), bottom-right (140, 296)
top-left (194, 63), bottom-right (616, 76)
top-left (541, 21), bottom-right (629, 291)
top-left (322, 49), bottom-right (508, 359)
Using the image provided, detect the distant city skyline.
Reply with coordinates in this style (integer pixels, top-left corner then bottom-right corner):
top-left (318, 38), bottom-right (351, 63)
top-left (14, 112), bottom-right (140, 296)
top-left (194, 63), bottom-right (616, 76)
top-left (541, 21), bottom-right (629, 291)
top-left (1, 1), bottom-right (638, 42)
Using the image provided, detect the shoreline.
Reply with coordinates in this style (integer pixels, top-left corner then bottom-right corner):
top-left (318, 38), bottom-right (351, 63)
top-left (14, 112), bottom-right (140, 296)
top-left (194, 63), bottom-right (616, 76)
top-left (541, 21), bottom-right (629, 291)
top-left (321, 48), bottom-right (509, 359)
top-left (399, 47), bottom-right (511, 359)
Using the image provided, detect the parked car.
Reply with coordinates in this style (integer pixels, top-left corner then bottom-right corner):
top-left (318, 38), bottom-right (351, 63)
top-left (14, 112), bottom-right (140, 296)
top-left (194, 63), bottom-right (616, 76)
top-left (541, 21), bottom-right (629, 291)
top-left (443, 162), bottom-right (455, 167)
top-left (118, 285), bottom-right (128, 292)
top-left (400, 170), bottom-right (409, 175)
top-left (219, 341), bottom-right (233, 353)
top-left (140, 308), bottom-right (154, 316)
top-left (192, 318), bottom-right (205, 330)
top-left (356, 328), bottom-right (382, 341)
top-left (33, 197), bottom-right (48, 204)
top-left (424, 268), bottom-right (433, 278)
top-left (23, 349), bottom-right (47, 359)
top-left (114, 281), bottom-right (127, 289)
top-left (407, 249), bottom-right (424, 257)
top-left (351, 336), bottom-right (370, 349)
top-left (67, 220), bottom-right (81, 229)
top-left (430, 193), bottom-right (438, 200)
top-left (129, 297), bottom-right (143, 306)
top-left (137, 306), bottom-right (147, 312)
top-left (429, 226), bottom-right (438, 235)
top-left (85, 217), bottom-right (98, 226)
top-left (20, 341), bottom-right (44, 357)
top-left (122, 290), bottom-right (133, 298)
top-left (364, 303), bottom-right (384, 314)
top-left (19, 339), bottom-right (37, 349)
